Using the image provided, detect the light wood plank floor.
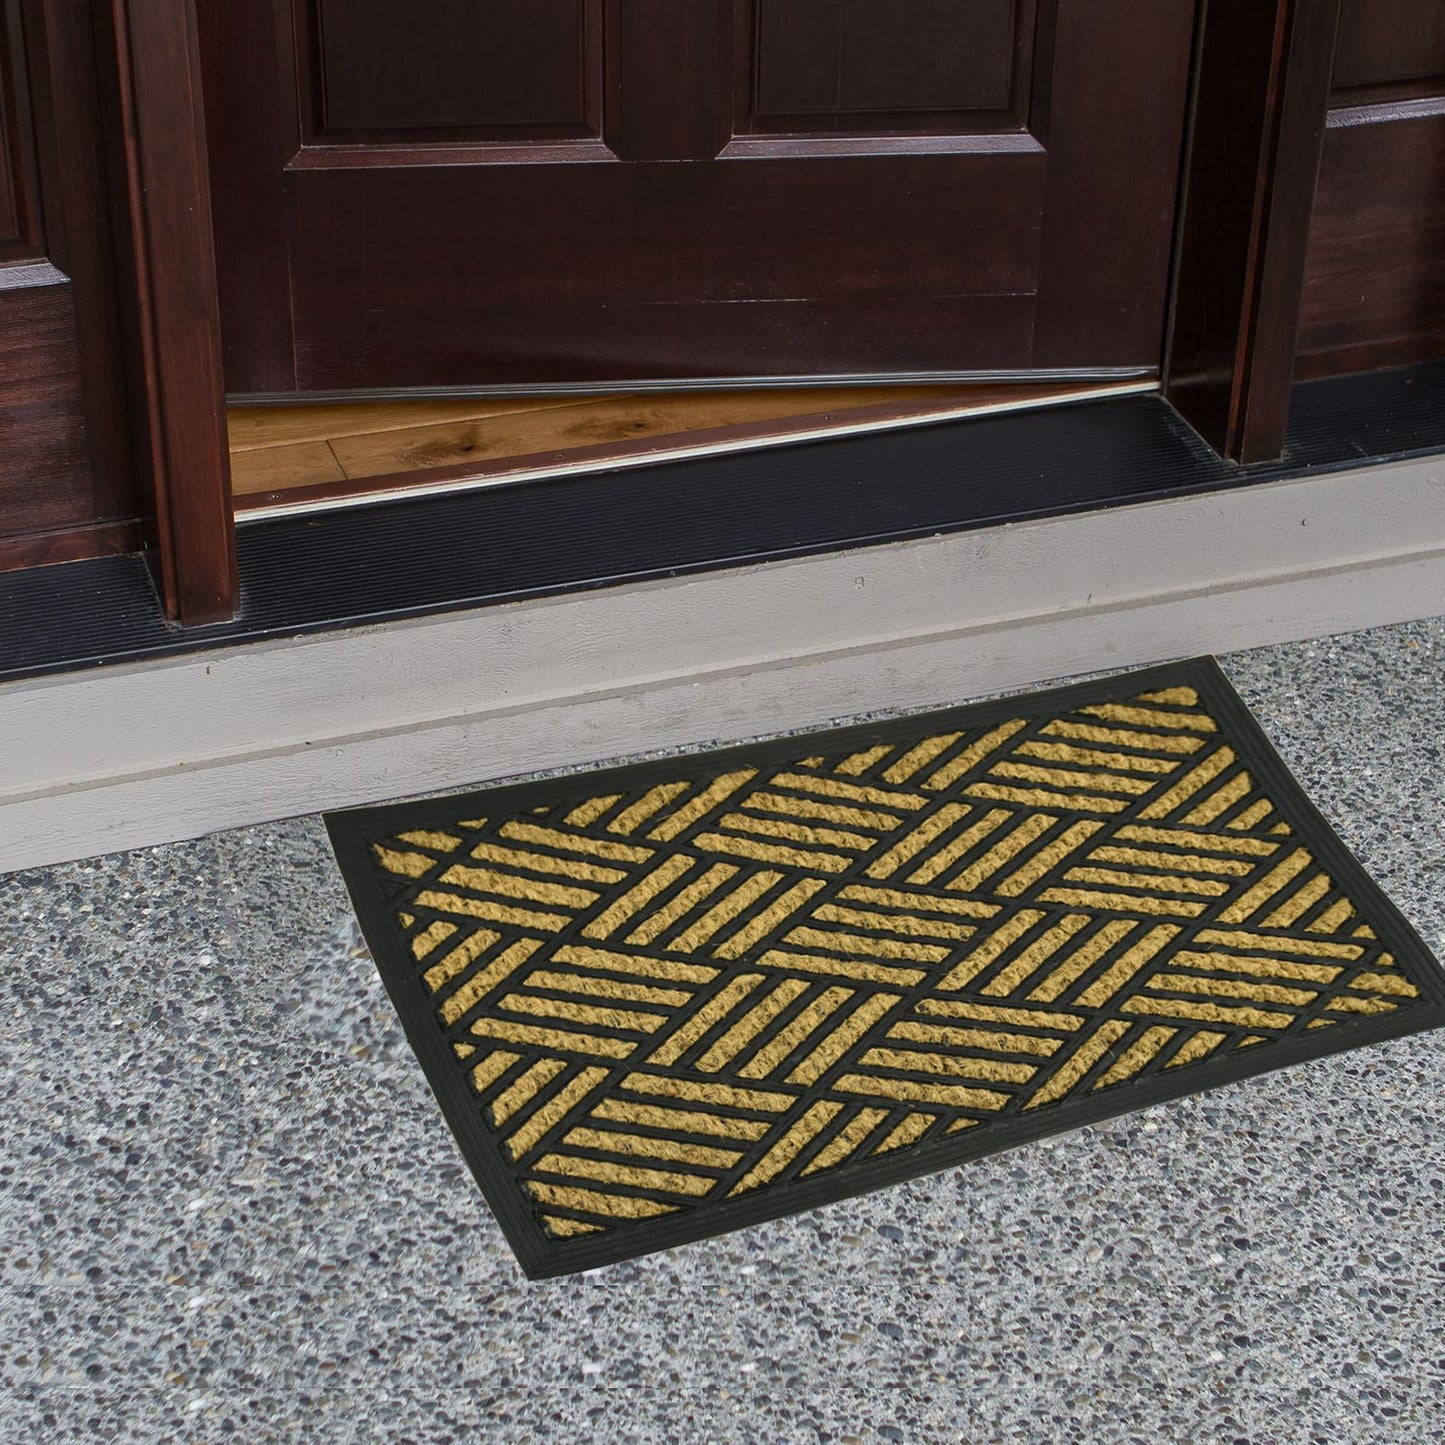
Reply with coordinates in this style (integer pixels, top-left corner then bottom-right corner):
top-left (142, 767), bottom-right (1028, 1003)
top-left (229, 381), bottom-right (1145, 513)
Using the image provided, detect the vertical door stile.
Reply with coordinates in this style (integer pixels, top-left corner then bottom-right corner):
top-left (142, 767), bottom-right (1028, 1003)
top-left (102, 0), bottom-right (237, 624)
top-left (1164, 0), bottom-right (1346, 463)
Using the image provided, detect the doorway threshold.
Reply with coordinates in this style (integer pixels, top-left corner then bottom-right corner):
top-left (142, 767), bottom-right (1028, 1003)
top-left (2, 361), bottom-right (1442, 685)
top-left (229, 379), bottom-right (1155, 520)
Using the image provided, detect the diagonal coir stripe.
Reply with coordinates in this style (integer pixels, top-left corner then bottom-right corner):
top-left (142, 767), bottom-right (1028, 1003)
top-left (327, 657), bottom-right (1445, 1277)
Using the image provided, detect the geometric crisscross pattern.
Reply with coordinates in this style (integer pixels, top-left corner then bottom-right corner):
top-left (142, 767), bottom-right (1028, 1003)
top-left (343, 669), bottom-right (1438, 1271)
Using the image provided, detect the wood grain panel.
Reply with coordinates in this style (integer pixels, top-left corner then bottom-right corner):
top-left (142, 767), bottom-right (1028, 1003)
top-left (318, 387), bottom-right (974, 479)
top-left (744, 0), bottom-right (1025, 130)
top-left (194, 0), bottom-right (297, 393)
top-left (285, 154), bottom-right (1043, 388)
top-left (1296, 104), bottom-right (1445, 378)
top-left (227, 394), bottom-right (597, 451)
top-left (1300, 1), bottom-right (1445, 380)
top-left (313, 0), bottom-right (601, 138)
top-left (0, 1), bottom-right (139, 572)
top-left (1034, 0), bottom-right (1194, 368)
top-left (228, 438), bottom-right (347, 494)
top-left (0, 517), bottom-right (141, 572)
top-left (0, 279), bottom-right (96, 538)
top-left (286, 153), bottom-right (1043, 306)
top-left (292, 296), bottom-right (1039, 392)
top-left (0, 0), bottom-right (41, 258)
top-left (1332, 0), bottom-right (1445, 95)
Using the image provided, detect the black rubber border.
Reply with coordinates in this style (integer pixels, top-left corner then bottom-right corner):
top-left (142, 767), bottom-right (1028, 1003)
top-left (3, 362), bottom-right (1445, 682)
top-left (325, 656), bottom-right (1445, 1279)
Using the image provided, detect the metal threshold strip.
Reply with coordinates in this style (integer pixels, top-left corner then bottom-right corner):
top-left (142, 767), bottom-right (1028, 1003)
top-left (226, 366), bottom-right (1157, 406)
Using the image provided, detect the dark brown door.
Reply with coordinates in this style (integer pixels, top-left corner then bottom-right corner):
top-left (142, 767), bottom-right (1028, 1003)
top-left (199, 1), bottom-right (1193, 395)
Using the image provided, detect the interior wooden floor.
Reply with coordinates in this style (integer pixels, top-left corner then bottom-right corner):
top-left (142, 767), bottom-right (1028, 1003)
top-left (228, 379), bottom-right (1148, 514)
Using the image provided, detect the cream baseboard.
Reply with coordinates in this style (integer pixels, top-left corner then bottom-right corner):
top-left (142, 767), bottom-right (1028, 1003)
top-left (2, 457), bottom-right (1441, 873)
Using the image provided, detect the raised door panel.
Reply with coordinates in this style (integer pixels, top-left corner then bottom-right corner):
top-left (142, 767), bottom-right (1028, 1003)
top-left (312, 0), bottom-right (602, 138)
top-left (1331, 0), bottom-right (1445, 96)
top-left (1295, 0), bottom-right (1445, 378)
top-left (742, 0), bottom-right (1028, 132)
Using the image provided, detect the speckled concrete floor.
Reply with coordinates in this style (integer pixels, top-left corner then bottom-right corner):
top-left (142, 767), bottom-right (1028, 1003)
top-left (1, 617), bottom-right (1442, 1445)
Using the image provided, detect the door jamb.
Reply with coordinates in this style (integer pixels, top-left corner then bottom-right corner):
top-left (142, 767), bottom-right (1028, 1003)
top-left (100, 0), bottom-right (237, 625)
top-left (1162, 0), bottom-right (1345, 462)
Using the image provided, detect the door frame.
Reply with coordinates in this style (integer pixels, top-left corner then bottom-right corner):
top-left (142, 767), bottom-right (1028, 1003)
top-left (110, 0), bottom-right (1346, 626)
top-left (1162, 0), bottom-right (1346, 462)
top-left (101, 0), bottom-right (235, 626)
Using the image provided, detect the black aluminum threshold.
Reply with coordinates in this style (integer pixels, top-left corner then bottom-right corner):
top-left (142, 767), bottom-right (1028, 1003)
top-left (2, 362), bottom-right (1442, 684)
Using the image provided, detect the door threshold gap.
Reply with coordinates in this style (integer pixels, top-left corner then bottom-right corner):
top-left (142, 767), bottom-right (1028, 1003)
top-left (231, 378), bottom-right (1157, 522)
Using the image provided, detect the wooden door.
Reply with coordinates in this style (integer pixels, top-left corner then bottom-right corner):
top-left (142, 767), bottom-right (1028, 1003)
top-left (199, 1), bottom-right (1194, 396)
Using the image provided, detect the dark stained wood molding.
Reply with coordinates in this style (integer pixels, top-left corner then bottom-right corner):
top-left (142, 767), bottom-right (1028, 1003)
top-left (0, 516), bottom-right (143, 572)
top-left (192, 0), bottom-right (298, 395)
top-left (1296, 98), bottom-right (1445, 379)
top-left (1164, 0), bottom-right (1345, 462)
top-left (101, 0), bottom-right (237, 624)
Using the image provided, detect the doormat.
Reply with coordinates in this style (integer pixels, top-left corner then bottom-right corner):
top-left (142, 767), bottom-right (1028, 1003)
top-left (325, 658), bottom-right (1445, 1278)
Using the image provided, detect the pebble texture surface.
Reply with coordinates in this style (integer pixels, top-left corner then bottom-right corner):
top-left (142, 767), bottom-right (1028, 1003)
top-left (0, 617), bottom-right (1441, 1444)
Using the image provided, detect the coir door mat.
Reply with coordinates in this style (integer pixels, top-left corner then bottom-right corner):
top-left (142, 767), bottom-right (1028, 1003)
top-left (326, 658), bottom-right (1445, 1278)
